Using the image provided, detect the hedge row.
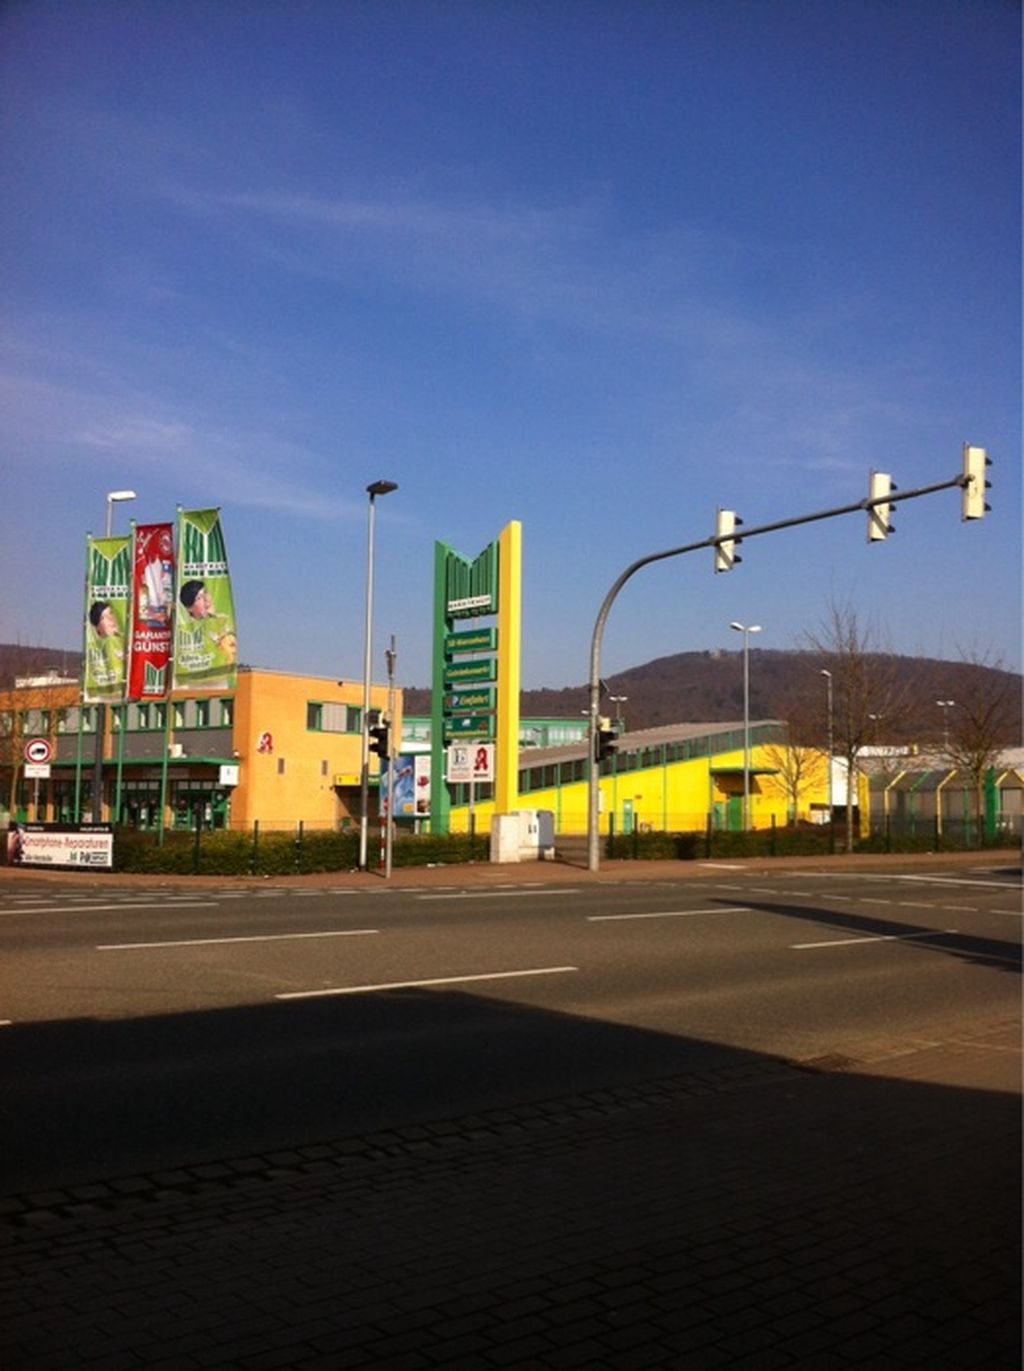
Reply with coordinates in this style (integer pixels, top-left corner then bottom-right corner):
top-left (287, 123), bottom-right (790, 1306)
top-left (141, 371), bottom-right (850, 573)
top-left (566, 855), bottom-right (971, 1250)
top-left (113, 828), bottom-right (489, 876)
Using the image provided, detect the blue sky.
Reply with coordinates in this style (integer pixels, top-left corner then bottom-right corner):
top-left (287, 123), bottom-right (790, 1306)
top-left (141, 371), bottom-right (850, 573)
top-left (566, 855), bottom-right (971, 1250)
top-left (1, 0), bottom-right (1019, 691)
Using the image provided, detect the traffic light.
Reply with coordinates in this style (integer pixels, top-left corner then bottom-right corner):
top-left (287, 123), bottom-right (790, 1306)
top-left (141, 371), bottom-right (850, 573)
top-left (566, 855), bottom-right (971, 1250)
top-left (368, 713), bottom-right (390, 759)
top-left (867, 470), bottom-right (895, 542)
top-left (594, 716), bottom-right (618, 765)
top-left (715, 509), bottom-right (742, 572)
top-left (961, 445), bottom-right (991, 520)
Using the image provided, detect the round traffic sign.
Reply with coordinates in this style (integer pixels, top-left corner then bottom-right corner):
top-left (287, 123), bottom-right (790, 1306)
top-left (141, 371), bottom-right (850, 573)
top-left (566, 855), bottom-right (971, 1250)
top-left (24, 738), bottom-right (53, 764)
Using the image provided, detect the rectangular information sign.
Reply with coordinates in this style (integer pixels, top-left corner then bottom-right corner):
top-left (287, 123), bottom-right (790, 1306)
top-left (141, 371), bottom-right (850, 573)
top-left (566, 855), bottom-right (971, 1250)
top-left (5, 823), bottom-right (113, 870)
top-left (444, 660), bottom-right (496, 685)
top-left (447, 743), bottom-right (495, 783)
top-left (444, 688), bottom-right (495, 713)
top-left (445, 628), bottom-right (497, 656)
top-left (444, 715), bottom-right (494, 740)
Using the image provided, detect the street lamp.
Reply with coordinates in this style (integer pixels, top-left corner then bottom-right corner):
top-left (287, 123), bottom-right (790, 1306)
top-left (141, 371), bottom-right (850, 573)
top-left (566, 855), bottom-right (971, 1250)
top-left (359, 479), bottom-right (398, 871)
top-left (105, 490), bottom-right (137, 537)
top-left (729, 621), bottom-right (761, 831)
top-left (936, 700), bottom-right (956, 755)
top-left (820, 669), bottom-right (834, 849)
top-left (608, 694), bottom-right (628, 729)
top-left (93, 490), bottom-right (137, 821)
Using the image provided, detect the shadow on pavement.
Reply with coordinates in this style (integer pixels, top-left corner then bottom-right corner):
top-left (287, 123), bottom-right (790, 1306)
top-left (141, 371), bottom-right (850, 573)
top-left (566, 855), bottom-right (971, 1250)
top-left (1, 976), bottom-right (1020, 1368)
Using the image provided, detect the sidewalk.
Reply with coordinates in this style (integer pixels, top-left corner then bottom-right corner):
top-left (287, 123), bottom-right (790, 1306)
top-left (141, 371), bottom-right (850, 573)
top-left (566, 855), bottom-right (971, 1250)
top-left (2, 845), bottom-right (1020, 892)
top-left (2, 1037), bottom-right (1019, 1368)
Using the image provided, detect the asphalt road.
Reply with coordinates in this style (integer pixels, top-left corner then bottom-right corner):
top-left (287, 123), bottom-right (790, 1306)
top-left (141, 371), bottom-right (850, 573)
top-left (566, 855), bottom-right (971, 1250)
top-left (1, 863), bottom-right (1020, 1192)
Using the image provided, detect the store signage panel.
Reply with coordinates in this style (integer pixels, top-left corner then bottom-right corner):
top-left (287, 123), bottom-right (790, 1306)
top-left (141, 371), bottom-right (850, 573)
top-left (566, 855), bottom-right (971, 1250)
top-left (445, 688), bottom-right (495, 713)
top-left (444, 660), bottom-right (496, 685)
top-left (445, 628), bottom-right (498, 656)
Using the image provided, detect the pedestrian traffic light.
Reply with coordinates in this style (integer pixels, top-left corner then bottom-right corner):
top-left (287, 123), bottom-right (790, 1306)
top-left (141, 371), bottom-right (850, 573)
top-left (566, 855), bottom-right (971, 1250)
top-left (961, 445), bottom-right (991, 520)
top-left (867, 471), bottom-right (895, 542)
top-left (594, 716), bottom-right (618, 764)
top-left (368, 714), bottom-right (390, 759)
top-left (715, 509), bottom-right (742, 572)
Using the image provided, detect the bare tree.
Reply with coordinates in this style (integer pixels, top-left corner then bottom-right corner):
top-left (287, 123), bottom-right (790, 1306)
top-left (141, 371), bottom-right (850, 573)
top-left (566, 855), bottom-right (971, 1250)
top-left (762, 674), bottom-right (828, 822)
top-left (804, 599), bottom-right (913, 851)
top-left (943, 651), bottom-right (1020, 840)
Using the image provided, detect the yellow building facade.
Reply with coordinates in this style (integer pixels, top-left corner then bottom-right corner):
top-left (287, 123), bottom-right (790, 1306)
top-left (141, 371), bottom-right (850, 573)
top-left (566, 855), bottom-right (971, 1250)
top-left (445, 721), bottom-right (834, 836)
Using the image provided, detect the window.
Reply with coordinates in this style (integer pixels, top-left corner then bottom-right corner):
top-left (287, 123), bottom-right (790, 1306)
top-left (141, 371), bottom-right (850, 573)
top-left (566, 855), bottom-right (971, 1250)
top-left (219, 698), bottom-right (233, 727)
top-left (314, 702), bottom-right (361, 734)
top-left (277, 758), bottom-right (285, 775)
top-left (154, 703), bottom-right (167, 730)
top-left (195, 699), bottom-right (210, 727)
top-left (137, 704), bottom-right (150, 730)
top-left (173, 702), bottom-right (187, 728)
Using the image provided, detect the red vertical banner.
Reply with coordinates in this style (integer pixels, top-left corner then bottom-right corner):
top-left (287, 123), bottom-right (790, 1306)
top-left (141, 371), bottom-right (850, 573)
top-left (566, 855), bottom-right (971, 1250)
top-left (127, 523), bottom-right (175, 700)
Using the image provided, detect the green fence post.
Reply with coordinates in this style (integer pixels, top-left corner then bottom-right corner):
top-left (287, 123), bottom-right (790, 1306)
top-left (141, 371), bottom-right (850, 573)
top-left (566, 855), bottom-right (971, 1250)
top-left (192, 804), bottom-right (202, 875)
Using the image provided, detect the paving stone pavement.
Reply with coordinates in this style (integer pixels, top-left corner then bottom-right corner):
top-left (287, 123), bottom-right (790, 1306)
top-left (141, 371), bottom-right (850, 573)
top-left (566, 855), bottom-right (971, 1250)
top-left (2, 1021), bottom-right (1020, 1370)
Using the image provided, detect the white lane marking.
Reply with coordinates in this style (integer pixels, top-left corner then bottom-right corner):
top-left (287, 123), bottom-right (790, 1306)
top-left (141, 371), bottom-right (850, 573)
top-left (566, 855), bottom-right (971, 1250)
top-left (0, 900), bottom-right (219, 917)
top-left (276, 965), bottom-right (578, 1000)
top-left (792, 929), bottom-right (958, 949)
top-left (700, 862), bottom-right (746, 870)
top-left (98, 929), bottom-right (378, 950)
top-left (898, 901), bottom-right (936, 910)
top-left (416, 889), bottom-right (581, 901)
top-left (884, 875), bottom-right (1022, 891)
top-left (588, 906), bottom-right (752, 923)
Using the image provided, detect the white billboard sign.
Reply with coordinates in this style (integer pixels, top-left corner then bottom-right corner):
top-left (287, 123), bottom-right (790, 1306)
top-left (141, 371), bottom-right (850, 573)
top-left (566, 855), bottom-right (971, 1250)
top-left (446, 742), bottom-right (494, 783)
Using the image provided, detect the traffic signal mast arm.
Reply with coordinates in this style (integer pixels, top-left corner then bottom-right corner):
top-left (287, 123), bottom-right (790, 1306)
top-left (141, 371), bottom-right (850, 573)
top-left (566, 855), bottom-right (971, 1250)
top-left (586, 451), bottom-right (988, 872)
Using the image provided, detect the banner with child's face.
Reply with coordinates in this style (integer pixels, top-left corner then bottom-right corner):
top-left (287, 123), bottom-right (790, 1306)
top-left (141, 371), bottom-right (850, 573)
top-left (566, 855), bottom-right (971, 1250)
top-left (172, 509), bottom-right (238, 692)
top-left (83, 536), bottom-right (132, 703)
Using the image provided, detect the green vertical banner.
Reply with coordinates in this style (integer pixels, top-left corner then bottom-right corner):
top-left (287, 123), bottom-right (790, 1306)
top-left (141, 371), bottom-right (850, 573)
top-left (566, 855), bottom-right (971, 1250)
top-left (83, 535), bottom-right (132, 704)
top-left (173, 509), bottom-right (238, 692)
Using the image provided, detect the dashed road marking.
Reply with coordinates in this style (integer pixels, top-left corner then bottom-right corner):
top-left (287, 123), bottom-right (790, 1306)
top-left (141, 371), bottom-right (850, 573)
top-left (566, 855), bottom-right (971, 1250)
top-left (588, 906), bottom-right (752, 922)
top-left (276, 965), bottom-right (578, 1000)
top-left (792, 929), bottom-right (958, 950)
top-left (97, 929), bottom-right (378, 950)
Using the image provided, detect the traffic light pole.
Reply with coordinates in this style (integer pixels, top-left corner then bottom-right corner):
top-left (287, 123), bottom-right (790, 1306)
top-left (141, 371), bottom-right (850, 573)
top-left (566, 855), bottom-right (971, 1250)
top-left (586, 466), bottom-right (972, 873)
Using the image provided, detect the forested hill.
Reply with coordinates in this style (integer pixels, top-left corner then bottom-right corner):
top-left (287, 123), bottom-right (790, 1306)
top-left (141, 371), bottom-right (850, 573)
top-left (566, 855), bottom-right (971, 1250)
top-left (406, 649), bottom-right (1021, 743)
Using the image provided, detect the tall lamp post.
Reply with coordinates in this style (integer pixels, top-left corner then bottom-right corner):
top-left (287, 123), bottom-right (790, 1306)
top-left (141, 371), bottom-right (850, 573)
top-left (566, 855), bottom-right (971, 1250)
top-left (359, 479), bottom-right (398, 871)
top-left (92, 490), bottom-right (136, 822)
top-left (936, 699), bottom-right (956, 756)
top-left (729, 621), bottom-right (761, 831)
top-left (820, 669), bottom-right (834, 851)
